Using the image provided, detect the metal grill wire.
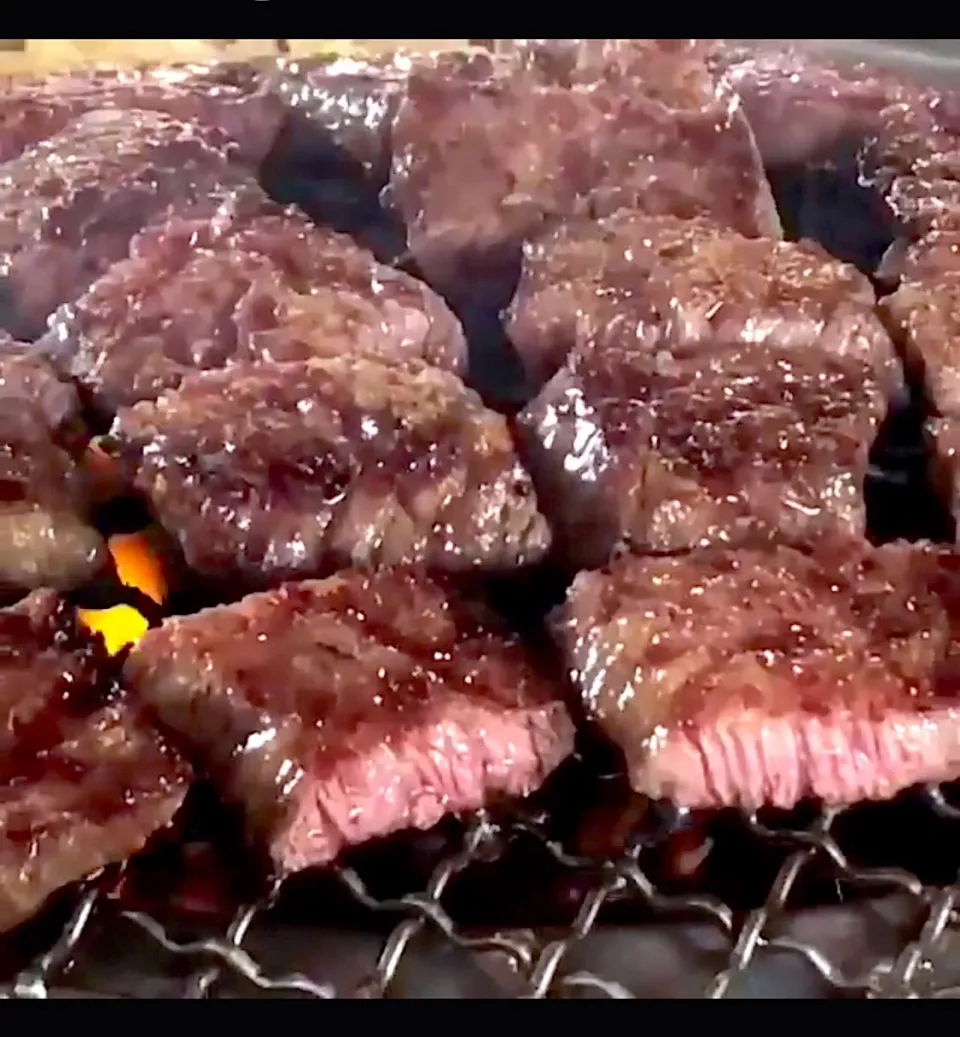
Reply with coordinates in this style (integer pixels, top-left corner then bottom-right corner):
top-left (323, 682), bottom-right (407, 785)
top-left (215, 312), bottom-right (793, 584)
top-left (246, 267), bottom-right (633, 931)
top-left (1, 36), bottom-right (959, 1001)
top-left (3, 785), bottom-right (960, 999)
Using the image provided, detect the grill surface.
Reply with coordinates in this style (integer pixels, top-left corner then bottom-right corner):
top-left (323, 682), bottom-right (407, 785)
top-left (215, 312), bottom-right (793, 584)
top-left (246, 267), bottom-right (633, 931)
top-left (3, 786), bottom-right (960, 999)
top-left (5, 37), bottom-right (960, 1000)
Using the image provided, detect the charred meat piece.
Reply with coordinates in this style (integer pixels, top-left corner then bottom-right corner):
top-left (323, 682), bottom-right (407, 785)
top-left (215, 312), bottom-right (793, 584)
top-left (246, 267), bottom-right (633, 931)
top-left (506, 212), bottom-right (725, 389)
top-left (0, 337), bottom-right (104, 592)
top-left (40, 186), bottom-right (465, 422)
top-left (708, 40), bottom-right (906, 167)
top-left (0, 61), bottom-right (285, 166)
top-left (385, 53), bottom-right (779, 307)
top-left (265, 53), bottom-right (412, 189)
top-left (0, 589), bottom-right (189, 934)
top-left (507, 211), bottom-right (899, 392)
top-left (926, 418), bottom-right (960, 541)
top-left (496, 38), bottom-right (721, 97)
top-left (0, 108), bottom-right (255, 341)
top-left (516, 339), bottom-right (887, 571)
top-left (709, 41), bottom-right (960, 274)
top-left (880, 273), bottom-right (960, 418)
top-left (108, 356), bottom-right (550, 589)
top-left (124, 569), bottom-right (574, 872)
top-left (555, 541), bottom-right (960, 811)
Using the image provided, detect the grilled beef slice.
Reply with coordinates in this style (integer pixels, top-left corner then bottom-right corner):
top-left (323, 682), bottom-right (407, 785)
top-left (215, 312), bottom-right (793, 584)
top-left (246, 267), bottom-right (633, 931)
top-left (0, 62), bottom-right (285, 167)
top-left (0, 108), bottom-right (257, 341)
top-left (555, 541), bottom-right (960, 811)
top-left (108, 356), bottom-right (550, 589)
top-left (494, 38), bottom-right (722, 96)
top-left (0, 337), bottom-right (104, 592)
top-left (507, 211), bottom-right (900, 392)
top-left (39, 184), bottom-right (465, 422)
top-left (0, 590), bottom-right (189, 933)
top-left (124, 568), bottom-right (574, 873)
top-left (515, 338), bottom-right (887, 572)
top-left (384, 48), bottom-right (778, 309)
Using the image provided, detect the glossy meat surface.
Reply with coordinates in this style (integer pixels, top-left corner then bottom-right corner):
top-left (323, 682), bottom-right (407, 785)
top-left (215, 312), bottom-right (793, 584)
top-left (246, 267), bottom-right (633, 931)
top-left (497, 38), bottom-right (721, 97)
top-left (41, 185), bottom-right (465, 420)
top-left (124, 569), bottom-right (574, 871)
top-left (926, 418), bottom-right (960, 540)
top-left (109, 356), bottom-right (550, 588)
top-left (556, 542), bottom-right (960, 810)
top-left (507, 211), bottom-right (899, 392)
top-left (0, 590), bottom-right (189, 933)
top-left (265, 53), bottom-right (412, 188)
top-left (0, 108), bottom-right (255, 341)
top-left (0, 336), bottom-right (104, 592)
top-left (516, 338), bottom-right (887, 571)
top-left (709, 40), bottom-right (905, 167)
top-left (385, 50), bottom-right (779, 306)
top-left (0, 62), bottom-right (285, 166)
top-left (881, 273), bottom-right (960, 419)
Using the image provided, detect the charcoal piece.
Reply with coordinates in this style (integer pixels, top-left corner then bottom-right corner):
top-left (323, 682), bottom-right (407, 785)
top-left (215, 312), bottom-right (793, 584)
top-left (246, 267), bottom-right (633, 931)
top-left (0, 589), bottom-right (190, 934)
top-left (515, 338), bottom-right (887, 571)
top-left (40, 186), bottom-right (466, 421)
top-left (124, 568), bottom-right (575, 872)
top-left (0, 108), bottom-right (255, 341)
top-left (555, 541), bottom-right (960, 811)
top-left (384, 54), bottom-right (779, 308)
top-left (0, 336), bottom-right (105, 592)
top-left (108, 356), bottom-right (550, 589)
top-left (506, 211), bottom-right (900, 392)
top-left (0, 62), bottom-right (285, 166)
top-left (880, 273), bottom-right (960, 418)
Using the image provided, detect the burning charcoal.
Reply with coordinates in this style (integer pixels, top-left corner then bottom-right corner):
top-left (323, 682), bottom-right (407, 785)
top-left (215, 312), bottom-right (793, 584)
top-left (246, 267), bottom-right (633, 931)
top-left (0, 336), bottom-right (105, 593)
top-left (124, 568), bottom-right (575, 873)
top-left (515, 338), bottom-right (887, 571)
top-left (0, 108), bottom-right (257, 341)
top-left (0, 590), bottom-right (190, 934)
top-left (107, 356), bottom-right (550, 589)
top-left (555, 541), bottom-right (960, 811)
top-left (0, 61), bottom-right (285, 166)
top-left (384, 51), bottom-right (779, 308)
top-left (40, 186), bottom-right (466, 422)
top-left (507, 211), bottom-right (900, 392)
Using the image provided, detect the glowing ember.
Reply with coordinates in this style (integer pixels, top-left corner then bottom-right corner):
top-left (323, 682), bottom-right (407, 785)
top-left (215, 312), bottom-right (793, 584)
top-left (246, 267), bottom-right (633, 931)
top-left (78, 531), bottom-right (167, 654)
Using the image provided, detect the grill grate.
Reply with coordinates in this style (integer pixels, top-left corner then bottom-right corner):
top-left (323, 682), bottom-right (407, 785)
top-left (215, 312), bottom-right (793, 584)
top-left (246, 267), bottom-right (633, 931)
top-left (3, 785), bottom-right (960, 999)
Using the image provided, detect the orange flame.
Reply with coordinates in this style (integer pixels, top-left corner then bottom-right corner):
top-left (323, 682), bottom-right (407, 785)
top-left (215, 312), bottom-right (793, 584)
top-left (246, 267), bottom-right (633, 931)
top-left (78, 531), bottom-right (168, 655)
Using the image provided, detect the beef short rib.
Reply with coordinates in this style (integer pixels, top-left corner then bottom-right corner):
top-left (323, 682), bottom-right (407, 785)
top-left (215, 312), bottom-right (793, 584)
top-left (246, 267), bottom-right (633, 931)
top-left (555, 542), bottom-right (960, 811)
top-left (384, 49), bottom-right (778, 308)
top-left (124, 568), bottom-right (574, 873)
top-left (0, 108), bottom-right (255, 340)
top-left (40, 185), bottom-right (465, 421)
top-left (507, 210), bottom-right (900, 392)
top-left (0, 590), bottom-right (189, 934)
top-left (108, 356), bottom-right (550, 589)
top-left (516, 337), bottom-right (887, 571)
top-left (0, 336), bottom-right (104, 592)
top-left (0, 61), bottom-right (285, 166)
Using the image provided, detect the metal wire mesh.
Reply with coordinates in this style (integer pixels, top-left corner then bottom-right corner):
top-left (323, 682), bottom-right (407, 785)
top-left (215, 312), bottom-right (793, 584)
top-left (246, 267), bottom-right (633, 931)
top-left (2, 784), bottom-right (960, 999)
